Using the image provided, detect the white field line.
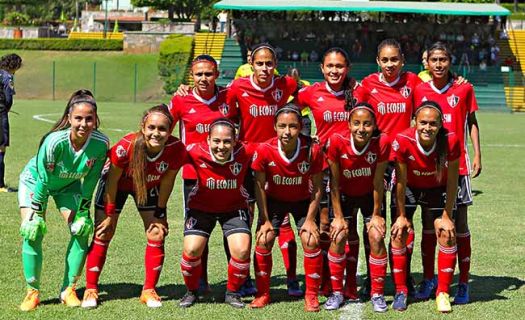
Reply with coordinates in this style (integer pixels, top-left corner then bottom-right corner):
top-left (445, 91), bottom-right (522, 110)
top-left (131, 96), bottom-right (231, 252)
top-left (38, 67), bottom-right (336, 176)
top-left (339, 260), bottom-right (365, 320)
top-left (33, 113), bottom-right (126, 132)
top-left (483, 144), bottom-right (525, 148)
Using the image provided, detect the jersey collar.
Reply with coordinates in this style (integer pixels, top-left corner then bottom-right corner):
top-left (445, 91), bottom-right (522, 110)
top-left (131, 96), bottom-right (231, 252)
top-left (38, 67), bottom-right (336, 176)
top-left (350, 135), bottom-right (371, 156)
top-left (192, 88), bottom-right (217, 105)
top-left (325, 82), bottom-right (345, 97)
top-left (379, 73), bottom-right (401, 87)
top-left (68, 128), bottom-right (92, 156)
top-left (429, 79), bottom-right (453, 94)
top-left (249, 74), bottom-right (275, 93)
top-left (209, 145), bottom-right (235, 164)
top-left (147, 148), bottom-right (164, 162)
top-left (415, 131), bottom-right (436, 156)
top-left (277, 137), bottom-right (301, 164)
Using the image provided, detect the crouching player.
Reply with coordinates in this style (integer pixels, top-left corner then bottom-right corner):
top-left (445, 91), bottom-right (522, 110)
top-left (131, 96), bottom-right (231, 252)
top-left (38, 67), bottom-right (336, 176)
top-left (18, 90), bottom-right (109, 311)
top-left (82, 105), bottom-right (186, 308)
top-left (179, 118), bottom-right (254, 308)
top-left (250, 104), bottom-right (324, 311)
top-left (326, 103), bottom-right (390, 311)
top-left (392, 101), bottom-right (460, 313)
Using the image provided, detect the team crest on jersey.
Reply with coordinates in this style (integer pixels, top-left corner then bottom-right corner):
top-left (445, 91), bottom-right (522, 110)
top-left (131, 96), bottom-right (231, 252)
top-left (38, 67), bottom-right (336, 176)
top-left (297, 161), bottom-right (310, 174)
top-left (218, 103), bottom-right (230, 116)
top-left (156, 161), bottom-right (169, 173)
top-left (116, 145), bottom-right (127, 158)
top-left (447, 94), bottom-right (460, 108)
top-left (252, 152), bottom-right (258, 162)
top-left (85, 158), bottom-right (96, 168)
top-left (400, 85), bottom-right (411, 99)
top-left (392, 140), bottom-right (400, 151)
top-left (365, 151), bottom-right (377, 164)
top-left (272, 88), bottom-right (283, 102)
top-left (185, 217), bottom-right (197, 230)
top-left (229, 162), bottom-right (242, 175)
top-left (45, 162), bottom-right (55, 172)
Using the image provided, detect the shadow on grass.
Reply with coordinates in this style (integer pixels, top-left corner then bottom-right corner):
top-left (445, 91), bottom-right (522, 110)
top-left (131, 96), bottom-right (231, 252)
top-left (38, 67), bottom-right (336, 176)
top-left (472, 189), bottom-right (484, 196)
top-left (457, 274), bottom-right (525, 302)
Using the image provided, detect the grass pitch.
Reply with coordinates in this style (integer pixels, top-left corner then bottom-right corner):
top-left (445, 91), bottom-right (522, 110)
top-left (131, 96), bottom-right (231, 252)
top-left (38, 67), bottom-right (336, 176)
top-left (0, 100), bottom-right (524, 319)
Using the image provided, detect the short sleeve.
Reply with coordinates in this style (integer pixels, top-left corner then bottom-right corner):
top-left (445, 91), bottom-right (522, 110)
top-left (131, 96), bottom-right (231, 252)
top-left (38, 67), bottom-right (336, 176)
top-left (378, 134), bottom-right (391, 163)
top-left (109, 139), bottom-right (130, 169)
top-left (250, 144), bottom-right (267, 172)
top-left (325, 134), bottom-right (340, 163)
top-left (309, 143), bottom-right (324, 174)
top-left (392, 136), bottom-right (407, 163)
top-left (296, 85), bottom-right (313, 110)
top-left (466, 84), bottom-right (479, 114)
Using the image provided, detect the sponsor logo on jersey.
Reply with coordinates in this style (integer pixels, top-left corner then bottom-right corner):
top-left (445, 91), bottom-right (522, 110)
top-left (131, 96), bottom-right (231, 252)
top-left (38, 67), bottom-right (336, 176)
top-left (206, 177), bottom-right (238, 190)
top-left (272, 175), bottom-right (303, 186)
top-left (412, 170), bottom-right (436, 176)
top-left (343, 167), bottom-right (372, 179)
top-left (377, 102), bottom-right (406, 115)
top-left (272, 88), bottom-right (283, 102)
top-left (116, 145), bottom-right (127, 158)
top-left (323, 110), bottom-right (349, 122)
top-left (365, 151), bottom-right (377, 164)
top-left (317, 96), bottom-right (325, 102)
top-left (400, 85), bottom-right (411, 98)
top-left (156, 161), bottom-right (169, 173)
top-left (392, 140), bottom-right (400, 151)
top-left (443, 113), bottom-right (452, 123)
top-left (218, 103), bottom-right (230, 116)
top-left (189, 108), bottom-right (196, 114)
top-left (146, 174), bottom-right (161, 182)
top-left (185, 216), bottom-right (197, 230)
top-left (195, 123), bottom-right (210, 134)
top-left (59, 171), bottom-right (88, 179)
top-left (297, 160), bottom-right (310, 174)
top-left (447, 94), bottom-right (460, 108)
top-left (229, 162), bottom-right (242, 175)
top-left (86, 158), bottom-right (96, 168)
top-left (249, 104), bottom-right (278, 117)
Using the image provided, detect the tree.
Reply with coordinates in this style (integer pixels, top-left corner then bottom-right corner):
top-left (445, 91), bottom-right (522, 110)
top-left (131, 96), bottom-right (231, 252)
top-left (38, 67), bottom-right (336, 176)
top-left (131, 0), bottom-right (218, 22)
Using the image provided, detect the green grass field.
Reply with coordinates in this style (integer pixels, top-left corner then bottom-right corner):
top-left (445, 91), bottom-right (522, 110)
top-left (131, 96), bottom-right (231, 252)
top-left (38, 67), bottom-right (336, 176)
top-left (0, 100), bottom-right (524, 319)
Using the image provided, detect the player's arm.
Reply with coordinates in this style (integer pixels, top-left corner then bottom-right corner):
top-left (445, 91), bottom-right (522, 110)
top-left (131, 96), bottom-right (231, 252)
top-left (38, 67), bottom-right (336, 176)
top-left (436, 158), bottom-right (459, 243)
top-left (156, 169), bottom-right (177, 216)
top-left (369, 160), bottom-right (387, 237)
top-left (103, 164), bottom-right (124, 213)
top-left (468, 111), bottom-right (482, 178)
top-left (254, 170), bottom-right (273, 246)
top-left (32, 138), bottom-right (56, 211)
top-left (328, 158), bottom-right (346, 241)
top-left (392, 161), bottom-right (409, 241)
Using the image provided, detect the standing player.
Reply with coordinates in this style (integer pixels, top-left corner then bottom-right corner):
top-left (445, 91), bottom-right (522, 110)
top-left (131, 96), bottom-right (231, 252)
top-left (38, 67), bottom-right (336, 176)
top-left (250, 104), bottom-right (324, 311)
top-left (326, 103), bottom-right (391, 311)
top-left (413, 42), bottom-right (481, 304)
top-left (178, 119), bottom-right (254, 309)
top-left (392, 101), bottom-right (461, 313)
top-left (82, 105), bottom-right (186, 308)
top-left (0, 53), bottom-right (22, 192)
top-left (295, 47), bottom-right (366, 299)
top-left (169, 55), bottom-right (238, 294)
top-left (18, 90), bottom-right (109, 311)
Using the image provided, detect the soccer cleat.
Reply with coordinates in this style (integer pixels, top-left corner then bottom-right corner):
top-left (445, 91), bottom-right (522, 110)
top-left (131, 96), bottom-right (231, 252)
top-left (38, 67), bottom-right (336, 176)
top-left (20, 289), bottom-right (40, 311)
top-left (238, 276), bottom-right (257, 297)
top-left (60, 286), bottom-right (81, 307)
top-left (304, 294), bottom-right (320, 312)
top-left (392, 292), bottom-right (408, 311)
top-left (81, 288), bottom-right (99, 309)
top-left (415, 277), bottom-right (437, 300)
top-left (0, 186), bottom-right (17, 193)
top-left (454, 283), bottom-right (470, 305)
top-left (436, 292), bottom-right (452, 313)
top-left (179, 291), bottom-right (197, 308)
top-left (225, 291), bottom-right (245, 308)
top-left (139, 289), bottom-right (162, 308)
top-left (324, 292), bottom-right (345, 310)
top-left (371, 294), bottom-right (388, 313)
top-left (287, 279), bottom-right (304, 297)
top-left (250, 294), bottom-right (270, 308)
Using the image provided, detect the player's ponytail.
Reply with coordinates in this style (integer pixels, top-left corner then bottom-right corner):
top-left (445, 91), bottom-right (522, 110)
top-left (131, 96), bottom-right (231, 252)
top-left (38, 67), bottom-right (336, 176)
top-left (131, 104), bottom-right (173, 205)
top-left (415, 101), bottom-right (448, 182)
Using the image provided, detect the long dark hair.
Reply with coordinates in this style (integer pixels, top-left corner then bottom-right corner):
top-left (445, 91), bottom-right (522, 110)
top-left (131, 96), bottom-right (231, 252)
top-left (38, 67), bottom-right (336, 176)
top-left (131, 104), bottom-right (173, 205)
top-left (376, 38), bottom-right (403, 58)
top-left (321, 47), bottom-right (356, 111)
top-left (415, 101), bottom-right (448, 182)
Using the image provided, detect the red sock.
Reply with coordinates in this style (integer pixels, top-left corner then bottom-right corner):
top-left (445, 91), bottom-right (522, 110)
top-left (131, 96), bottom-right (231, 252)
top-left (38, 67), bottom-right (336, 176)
top-left (345, 239), bottom-right (359, 292)
top-left (437, 245), bottom-right (457, 295)
top-left (456, 232), bottom-right (471, 284)
top-left (254, 247), bottom-right (272, 296)
top-left (144, 240), bottom-right (165, 290)
top-left (421, 230), bottom-right (437, 280)
top-left (406, 229), bottom-right (415, 274)
top-left (278, 217), bottom-right (297, 281)
top-left (390, 246), bottom-right (408, 294)
top-left (180, 252), bottom-right (202, 291)
top-left (328, 250), bottom-right (346, 294)
top-left (303, 248), bottom-right (323, 295)
top-left (369, 253), bottom-right (388, 296)
top-left (227, 257), bottom-right (250, 292)
top-left (85, 238), bottom-right (110, 290)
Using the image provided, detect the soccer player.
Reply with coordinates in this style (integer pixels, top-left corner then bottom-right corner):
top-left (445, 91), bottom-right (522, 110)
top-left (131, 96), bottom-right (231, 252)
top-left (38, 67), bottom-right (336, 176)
top-left (418, 50), bottom-right (432, 82)
top-left (0, 53), bottom-right (22, 192)
top-left (413, 42), bottom-right (481, 304)
top-left (179, 118), bottom-right (254, 309)
top-left (295, 47), bottom-right (366, 299)
top-left (392, 101), bottom-right (461, 313)
top-left (82, 104), bottom-right (186, 308)
top-left (326, 103), bottom-right (390, 311)
top-left (234, 47), bottom-right (279, 80)
top-left (18, 89), bottom-right (109, 311)
top-left (250, 104), bottom-right (324, 311)
top-left (169, 55), bottom-right (238, 294)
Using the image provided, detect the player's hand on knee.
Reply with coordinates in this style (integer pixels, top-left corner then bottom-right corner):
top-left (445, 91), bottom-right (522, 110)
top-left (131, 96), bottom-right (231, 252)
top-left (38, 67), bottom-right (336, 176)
top-left (256, 220), bottom-right (274, 247)
top-left (95, 216), bottom-right (116, 239)
top-left (329, 217), bottom-right (347, 242)
top-left (147, 221), bottom-right (169, 239)
top-left (367, 215), bottom-right (386, 238)
top-left (20, 211), bottom-right (47, 241)
top-left (300, 219), bottom-right (320, 247)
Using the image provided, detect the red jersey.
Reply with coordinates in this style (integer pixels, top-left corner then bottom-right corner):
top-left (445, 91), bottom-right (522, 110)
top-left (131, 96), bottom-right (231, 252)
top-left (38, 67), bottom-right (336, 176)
top-left (251, 136), bottom-right (324, 202)
top-left (361, 72), bottom-right (422, 138)
top-left (186, 141), bottom-right (255, 213)
top-left (227, 75), bottom-right (297, 143)
top-left (326, 133), bottom-right (391, 197)
top-left (110, 133), bottom-right (186, 192)
top-left (393, 127), bottom-right (461, 189)
top-left (296, 81), bottom-right (367, 147)
top-left (413, 80), bottom-right (478, 176)
top-left (169, 87), bottom-right (237, 180)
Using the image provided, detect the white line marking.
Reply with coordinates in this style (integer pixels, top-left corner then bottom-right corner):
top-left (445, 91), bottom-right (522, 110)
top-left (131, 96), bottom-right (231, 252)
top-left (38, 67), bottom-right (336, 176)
top-left (483, 144), bottom-right (525, 148)
top-left (339, 261), bottom-right (365, 320)
top-left (33, 113), bottom-right (126, 132)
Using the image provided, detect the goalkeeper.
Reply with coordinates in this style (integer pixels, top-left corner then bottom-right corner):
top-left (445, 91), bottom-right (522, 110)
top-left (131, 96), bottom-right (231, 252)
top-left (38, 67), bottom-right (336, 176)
top-left (17, 89), bottom-right (109, 311)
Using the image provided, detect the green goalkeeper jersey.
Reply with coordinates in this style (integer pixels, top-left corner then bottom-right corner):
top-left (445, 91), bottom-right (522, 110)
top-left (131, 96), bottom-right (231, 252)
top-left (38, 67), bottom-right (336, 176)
top-left (22, 128), bottom-right (109, 206)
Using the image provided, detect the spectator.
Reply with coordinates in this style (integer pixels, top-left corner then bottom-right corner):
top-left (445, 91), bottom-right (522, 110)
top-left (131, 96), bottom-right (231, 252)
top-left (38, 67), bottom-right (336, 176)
top-left (218, 11), bottom-right (228, 33)
top-left (291, 50), bottom-right (300, 61)
top-left (352, 38), bottom-right (362, 60)
top-left (471, 33), bottom-right (480, 47)
top-left (459, 51), bottom-right (470, 74)
top-left (300, 50), bottom-right (309, 66)
top-left (490, 44), bottom-right (500, 66)
top-left (309, 50), bottom-right (319, 62)
top-left (479, 59), bottom-right (487, 72)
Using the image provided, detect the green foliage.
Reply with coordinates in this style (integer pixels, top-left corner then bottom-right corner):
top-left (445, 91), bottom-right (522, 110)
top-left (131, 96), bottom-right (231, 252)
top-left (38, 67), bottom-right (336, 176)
top-left (3, 12), bottom-right (30, 26)
top-left (0, 39), bottom-right (123, 51)
top-left (158, 34), bottom-right (193, 94)
top-left (132, 0), bottom-right (219, 20)
top-left (440, 0), bottom-right (493, 3)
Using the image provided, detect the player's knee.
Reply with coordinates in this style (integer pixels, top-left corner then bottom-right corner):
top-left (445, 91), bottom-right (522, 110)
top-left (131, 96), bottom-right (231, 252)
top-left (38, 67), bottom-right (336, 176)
top-left (368, 228), bottom-right (383, 246)
top-left (183, 246), bottom-right (202, 258)
top-left (146, 227), bottom-right (165, 242)
top-left (231, 244), bottom-right (251, 260)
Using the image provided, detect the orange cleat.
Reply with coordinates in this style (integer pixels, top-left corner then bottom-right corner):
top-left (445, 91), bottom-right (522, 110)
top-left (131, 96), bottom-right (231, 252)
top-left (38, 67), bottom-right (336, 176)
top-left (304, 294), bottom-right (320, 312)
top-left (60, 286), bottom-right (81, 307)
top-left (140, 289), bottom-right (162, 308)
top-left (250, 294), bottom-right (270, 308)
top-left (81, 288), bottom-right (99, 308)
top-left (20, 289), bottom-right (40, 311)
